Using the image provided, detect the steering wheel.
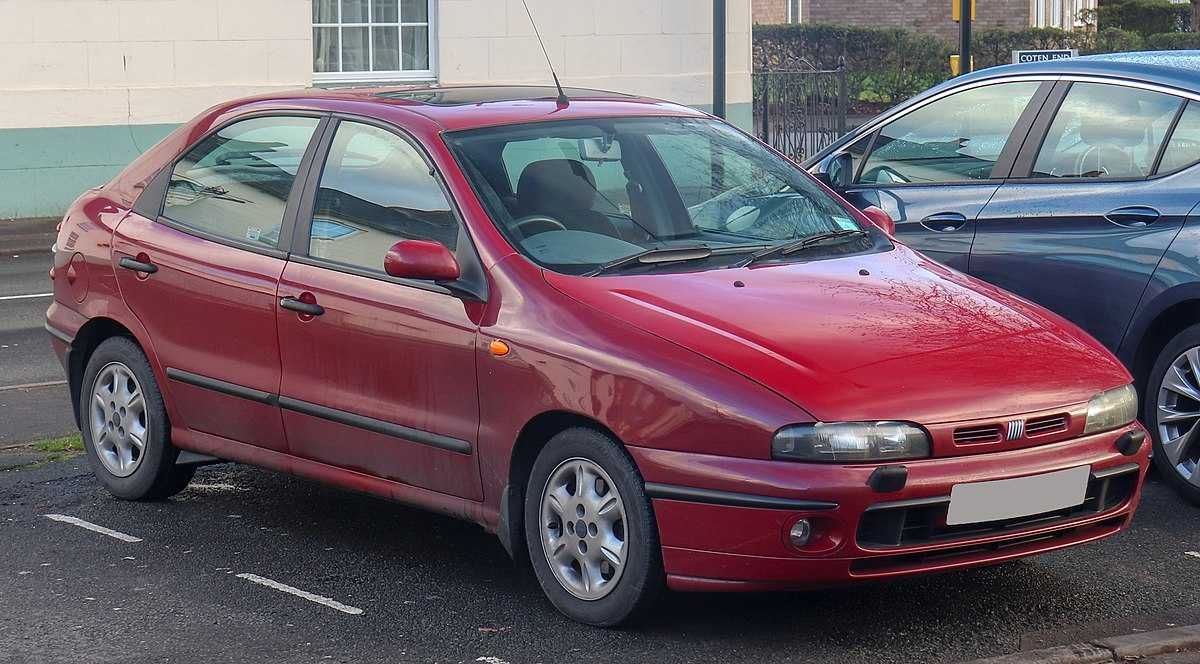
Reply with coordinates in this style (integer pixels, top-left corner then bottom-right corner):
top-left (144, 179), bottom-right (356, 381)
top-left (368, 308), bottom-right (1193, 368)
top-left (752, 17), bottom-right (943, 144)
top-left (514, 215), bottom-right (567, 237)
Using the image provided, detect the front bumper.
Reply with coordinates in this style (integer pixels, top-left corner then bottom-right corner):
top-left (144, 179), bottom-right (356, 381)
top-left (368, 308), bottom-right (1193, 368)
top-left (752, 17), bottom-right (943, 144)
top-left (629, 424), bottom-right (1149, 592)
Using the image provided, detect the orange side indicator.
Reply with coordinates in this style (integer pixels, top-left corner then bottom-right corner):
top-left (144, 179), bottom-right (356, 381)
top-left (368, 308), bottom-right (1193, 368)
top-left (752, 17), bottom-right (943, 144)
top-left (489, 339), bottom-right (510, 357)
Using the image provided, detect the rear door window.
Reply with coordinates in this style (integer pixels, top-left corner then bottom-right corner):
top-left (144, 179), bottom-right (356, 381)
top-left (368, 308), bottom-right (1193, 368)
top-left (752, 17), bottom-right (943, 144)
top-left (164, 116), bottom-right (320, 248)
top-left (1031, 83), bottom-right (1181, 179)
top-left (857, 81), bottom-right (1042, 185)
top-left (1157, 101), bottom-right (1200, 174)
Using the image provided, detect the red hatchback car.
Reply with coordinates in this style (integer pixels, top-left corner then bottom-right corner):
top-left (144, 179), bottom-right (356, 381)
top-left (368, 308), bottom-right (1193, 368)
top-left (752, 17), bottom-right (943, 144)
top-left (47, 85), bottom-right (1150, 626)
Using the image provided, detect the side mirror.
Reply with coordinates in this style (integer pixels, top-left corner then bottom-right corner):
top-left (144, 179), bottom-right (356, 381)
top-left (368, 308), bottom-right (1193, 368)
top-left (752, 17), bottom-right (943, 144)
top-left (861, 206), bottom-right (896, 236)
top-left (384, 239), bottom-right (460, 282)
top-left (823, 152), bottom-right (854, 190)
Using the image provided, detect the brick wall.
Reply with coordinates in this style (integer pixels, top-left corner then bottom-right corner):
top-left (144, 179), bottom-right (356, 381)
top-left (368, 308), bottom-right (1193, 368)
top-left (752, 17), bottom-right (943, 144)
top-left (804, 0), bottom-right (1031, 42)
top-left (754, 0), bottom-right (789, 24)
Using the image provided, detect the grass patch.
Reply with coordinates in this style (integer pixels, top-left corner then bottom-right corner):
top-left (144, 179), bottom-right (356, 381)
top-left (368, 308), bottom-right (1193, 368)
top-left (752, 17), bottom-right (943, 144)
top-left (32, 434), bottom-right (83, 462)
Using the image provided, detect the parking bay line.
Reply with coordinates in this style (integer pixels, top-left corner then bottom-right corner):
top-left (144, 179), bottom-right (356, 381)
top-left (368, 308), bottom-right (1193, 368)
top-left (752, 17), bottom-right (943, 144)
top-left (235, 573), bottom-right (364, 615)
top-left (0, 380), bottom-right (68, 392)
top-left (43, 514), bottom-right (142, 543)
top-left (0, 292), bottom-right (52, 301)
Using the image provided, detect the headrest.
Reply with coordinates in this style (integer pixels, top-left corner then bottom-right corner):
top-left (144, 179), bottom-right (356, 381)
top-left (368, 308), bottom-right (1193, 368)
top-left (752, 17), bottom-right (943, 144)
top-left (516, 159), bottom-right (597, 214)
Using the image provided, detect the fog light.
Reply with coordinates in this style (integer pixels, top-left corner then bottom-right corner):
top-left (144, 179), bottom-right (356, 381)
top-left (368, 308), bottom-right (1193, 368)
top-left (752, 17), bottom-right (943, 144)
top-left (789, 519), bottom-right (813, 547)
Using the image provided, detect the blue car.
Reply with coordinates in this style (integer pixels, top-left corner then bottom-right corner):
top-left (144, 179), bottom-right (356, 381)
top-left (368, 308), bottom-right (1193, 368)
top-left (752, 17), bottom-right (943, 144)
top-left (807, 51), bottom-right (1200, 501)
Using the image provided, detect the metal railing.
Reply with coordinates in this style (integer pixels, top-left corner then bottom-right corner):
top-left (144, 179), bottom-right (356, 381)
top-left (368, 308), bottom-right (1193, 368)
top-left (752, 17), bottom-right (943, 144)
top-left (753, 64), bottom-right (848, 162)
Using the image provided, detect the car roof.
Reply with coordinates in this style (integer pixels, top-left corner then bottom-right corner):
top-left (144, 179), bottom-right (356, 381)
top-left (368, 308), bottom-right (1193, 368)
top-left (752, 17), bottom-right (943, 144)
top-left (956, 50), bottom-right (1200, 93)
top-left (229, 84), bottom-right (709, 131)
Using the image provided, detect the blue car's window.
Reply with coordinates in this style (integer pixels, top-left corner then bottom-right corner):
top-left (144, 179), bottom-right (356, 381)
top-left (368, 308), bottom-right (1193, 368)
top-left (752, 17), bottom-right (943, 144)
top-left (857, 81), bottom-right (1041, 185)
top-left (1032, 83), bottom-right (1181, 179)
top-left (1157, 101), bottom-right (1200, 175)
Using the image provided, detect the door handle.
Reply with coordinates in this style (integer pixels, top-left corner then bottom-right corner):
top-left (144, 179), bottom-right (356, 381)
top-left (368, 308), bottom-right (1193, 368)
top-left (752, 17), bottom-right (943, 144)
top-left (118, 256), bottom-right (158, 274)
top-left (1105, 206), bottom-right (1161, 228)
top-left (919, 212), bottom-right (969, 232)
top-left (279, 296), bottom-right (325, 317)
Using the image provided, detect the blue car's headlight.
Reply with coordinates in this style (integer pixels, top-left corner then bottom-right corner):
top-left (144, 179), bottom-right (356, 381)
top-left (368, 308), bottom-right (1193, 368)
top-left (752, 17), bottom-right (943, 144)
top-left (772, 421), bottom-right (931, 462)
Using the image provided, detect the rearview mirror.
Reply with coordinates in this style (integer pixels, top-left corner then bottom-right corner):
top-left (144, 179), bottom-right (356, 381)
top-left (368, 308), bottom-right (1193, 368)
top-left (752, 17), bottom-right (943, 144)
top-left (578, 136), bottom-right (621, 163)
top-left (861, 206), bottom-right (896, 236)
top-left (824, 152), bottom-right (854, 190)
top-left (384, 239), bottom-right (460, 282)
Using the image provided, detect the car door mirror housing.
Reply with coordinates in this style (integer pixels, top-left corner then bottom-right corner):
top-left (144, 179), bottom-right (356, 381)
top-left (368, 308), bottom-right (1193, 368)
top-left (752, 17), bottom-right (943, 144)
top-left (822, 152), bottom-right (854, 190)
top-left (384, 240), bottom-right (461, 282)
top-left (861, 206), bottom-right (896, 235)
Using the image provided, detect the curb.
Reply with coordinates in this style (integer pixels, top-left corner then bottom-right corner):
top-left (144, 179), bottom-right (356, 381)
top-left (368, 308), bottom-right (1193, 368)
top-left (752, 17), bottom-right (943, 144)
top-left (964, 625), bottom-right (1200, 663)
top-left (1, 217), bottom-right (58, 255)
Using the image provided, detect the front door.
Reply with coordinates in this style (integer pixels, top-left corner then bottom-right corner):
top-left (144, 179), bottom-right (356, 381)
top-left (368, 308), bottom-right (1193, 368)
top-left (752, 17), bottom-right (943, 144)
top-left (970, 81), bottom-right (1193, 350)
top-left (275, 118), bottom-right (484, 500)
top-left (838, 80), bottom-right (1051, 271)
top-left (113, 115), bottom-right (323, 452)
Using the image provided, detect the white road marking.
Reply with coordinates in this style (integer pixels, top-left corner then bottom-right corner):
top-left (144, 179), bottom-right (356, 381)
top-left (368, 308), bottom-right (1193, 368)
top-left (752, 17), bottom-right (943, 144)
top-left (476, 657), bottom-right (511, 664)
top-left (1185, 551), bottom-right (1200, 559)
top-left (0, 380), bottom-right (68, 392)
top-left (235, 573), bottom-right (364, 615)
top-left (43, 514), bottom-right (142, 543)
top-left (0, 292), bottom-right (53, 301)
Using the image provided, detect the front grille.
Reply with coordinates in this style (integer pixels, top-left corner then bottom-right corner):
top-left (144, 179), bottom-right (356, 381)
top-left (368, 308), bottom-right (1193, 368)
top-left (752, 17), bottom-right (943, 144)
top-left (1025, 414), bottom-right (1069, 437)
top-left (953, 424), bottom-right (1002, 445)
top-left (856, 466), bottom-right (1138, 549)
top-left (850, 516), bottom-right (1126, 575)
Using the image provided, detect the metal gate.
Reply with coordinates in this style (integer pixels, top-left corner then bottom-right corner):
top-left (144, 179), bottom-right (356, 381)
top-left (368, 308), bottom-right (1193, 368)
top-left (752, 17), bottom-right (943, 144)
top-left (753, 66), bottom-right (848, 162)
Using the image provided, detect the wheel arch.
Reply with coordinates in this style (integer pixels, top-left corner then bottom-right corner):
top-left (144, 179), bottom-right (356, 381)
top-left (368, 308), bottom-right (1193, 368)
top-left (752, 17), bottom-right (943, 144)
top-left (496, 410), bottom-right (622, 562)
top-left (67, 317), bottom-right (139, 428)
top-left (1125, 294), bottom-right (1200, 396)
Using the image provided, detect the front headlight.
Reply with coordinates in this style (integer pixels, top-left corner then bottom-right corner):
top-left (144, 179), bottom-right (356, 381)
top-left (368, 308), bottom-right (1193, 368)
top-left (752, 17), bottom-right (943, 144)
top-left (1083, 384), bottom-right (1138, 435)
top-left (772, 421), bottom-right (931, 462)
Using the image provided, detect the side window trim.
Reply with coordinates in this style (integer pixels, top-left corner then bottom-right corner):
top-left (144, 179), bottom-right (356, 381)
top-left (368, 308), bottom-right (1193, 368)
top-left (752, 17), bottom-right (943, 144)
top-left (1151, 100), bottom-right (1190, 176)
top-left (153, 111), bottom-right (331, 260)
top-left (1008, 80), bottom-right (1072, 179)
top-left (291, 112), bottom-right (489, 302)
top-left (850, 79), bottom-right (1053, 188)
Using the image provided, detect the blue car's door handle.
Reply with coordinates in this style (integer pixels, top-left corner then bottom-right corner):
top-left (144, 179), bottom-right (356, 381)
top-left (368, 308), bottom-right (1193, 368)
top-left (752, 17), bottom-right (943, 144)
top-left (1106, 206), bottom-right (1161, 228)
top-left (919, 212), bottom-right (969, 232)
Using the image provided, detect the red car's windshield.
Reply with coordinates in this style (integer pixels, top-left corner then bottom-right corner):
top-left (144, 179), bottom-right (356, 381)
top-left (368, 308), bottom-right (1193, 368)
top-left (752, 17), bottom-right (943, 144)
top-left (446, 117), bottom-right (884, 275)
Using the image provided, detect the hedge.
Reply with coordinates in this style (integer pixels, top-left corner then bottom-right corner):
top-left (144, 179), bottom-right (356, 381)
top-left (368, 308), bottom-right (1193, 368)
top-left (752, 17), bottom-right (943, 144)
top-left (1098, 0), bottom-right (1191, 37)
top-left (755, 23), bottom-right (1174, 104)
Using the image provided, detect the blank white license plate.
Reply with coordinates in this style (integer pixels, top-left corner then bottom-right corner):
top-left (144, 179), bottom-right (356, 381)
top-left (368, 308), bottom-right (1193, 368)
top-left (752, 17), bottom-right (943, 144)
top-left (945, 466), bottom-right (1091, 526)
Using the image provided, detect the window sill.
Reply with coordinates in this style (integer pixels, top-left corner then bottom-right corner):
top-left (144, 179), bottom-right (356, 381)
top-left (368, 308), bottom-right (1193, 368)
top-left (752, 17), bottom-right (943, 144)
top-left (313, 71), bottom-right (437, 88)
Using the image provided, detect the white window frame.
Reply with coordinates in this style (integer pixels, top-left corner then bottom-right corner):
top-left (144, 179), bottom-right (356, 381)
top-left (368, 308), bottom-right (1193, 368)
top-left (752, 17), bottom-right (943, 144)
top-left (313, 0), bottom-right (437, 84)
top-left (786, 0), bottom-right (802, 23)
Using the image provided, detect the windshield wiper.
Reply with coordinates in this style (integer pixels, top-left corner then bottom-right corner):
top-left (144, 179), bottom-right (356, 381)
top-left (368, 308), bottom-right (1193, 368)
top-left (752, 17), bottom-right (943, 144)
top-left (736, 229), bottom-right (868, 268)
top-left (588, 245), bottom-right (715, 276)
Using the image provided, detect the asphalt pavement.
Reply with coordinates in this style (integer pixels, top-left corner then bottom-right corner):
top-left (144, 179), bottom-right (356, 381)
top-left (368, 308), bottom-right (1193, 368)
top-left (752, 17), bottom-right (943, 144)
top-left (1, 249), bottom-right (75, 446)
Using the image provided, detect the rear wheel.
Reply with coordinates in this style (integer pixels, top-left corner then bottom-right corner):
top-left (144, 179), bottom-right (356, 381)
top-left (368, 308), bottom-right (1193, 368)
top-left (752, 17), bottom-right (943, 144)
top-left (80, 337), bottom-right (193, 500)
top-left (1146, 323), bottom-right (1200, 505)
top-left (523, 427), bottom-right (663, 626)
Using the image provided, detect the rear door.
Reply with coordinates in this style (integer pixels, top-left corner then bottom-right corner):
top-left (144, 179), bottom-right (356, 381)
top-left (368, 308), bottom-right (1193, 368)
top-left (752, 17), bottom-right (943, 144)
top-left (970, 80), bottom-right (1193, 350)
top-left (113, 114), bottom-right (325, 452)
top-left (837, 79), bottom-right (1052, 270)
top-left (275, 117), bottom-right (484, 500)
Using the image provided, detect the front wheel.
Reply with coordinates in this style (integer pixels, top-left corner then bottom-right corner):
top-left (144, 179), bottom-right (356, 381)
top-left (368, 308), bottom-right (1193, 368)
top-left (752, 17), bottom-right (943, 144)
top-left (80, 336), bottom-right (194, 500)
top-left (523, 427), bottom-right (663, 626)
top-left (1145, 323), bottom-right (1200, 505)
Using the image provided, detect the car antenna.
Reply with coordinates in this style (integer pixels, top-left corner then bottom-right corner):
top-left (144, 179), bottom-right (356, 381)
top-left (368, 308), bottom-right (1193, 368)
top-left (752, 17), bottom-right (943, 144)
top-left (520, 0), bottom-right (569, 107)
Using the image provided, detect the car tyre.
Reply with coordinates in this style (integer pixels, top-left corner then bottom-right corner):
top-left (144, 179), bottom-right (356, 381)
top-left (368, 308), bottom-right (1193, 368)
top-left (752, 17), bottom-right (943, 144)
top-left (523, 427), bottom-right (664, 626)
top-left (1145, 323), bottom-right (1200, 505)
top-left (80, 336), bottom-right (193, 500)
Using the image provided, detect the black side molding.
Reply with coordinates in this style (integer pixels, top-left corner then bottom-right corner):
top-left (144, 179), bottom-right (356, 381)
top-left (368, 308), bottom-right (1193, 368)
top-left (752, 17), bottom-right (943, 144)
top-left (278, 396), bottom-right (472, 455)
top-left (644, 482), bottom-right (837, 511)
top-left (166, 368), bottom-right (275, 405)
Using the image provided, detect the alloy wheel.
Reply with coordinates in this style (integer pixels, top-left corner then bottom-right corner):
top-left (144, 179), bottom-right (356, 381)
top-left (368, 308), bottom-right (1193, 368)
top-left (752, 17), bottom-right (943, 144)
top-left (539, 457), bottom-right (628, 601)
top-left (1157, 346), bottom-right (1200, 485)
top-left (89, 362), bottom-right (148, 478)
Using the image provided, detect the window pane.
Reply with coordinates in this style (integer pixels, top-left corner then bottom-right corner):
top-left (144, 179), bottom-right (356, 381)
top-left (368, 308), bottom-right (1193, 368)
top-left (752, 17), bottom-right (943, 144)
top-left (1032, 83), bottom-right (1181, 179)
top-left (341, 26), bottom-right (368, 72)
top-left (165, 117), bottom-right (320, 249)
top-left (340, 0), bottom-right (367, 22)
top-left (502, 138), bottom-right (631, 215)
top-left (1157, 102), bottom-right (1200, 174)
top-left (373, 0), bottom-right (398, 22)
top-left (402, 25), bottom-right (429, 70)
top-left (313, 27), bottom-right (339, 72)
top-left (372, 26), bottom-right (399, 71)
top-left (310, 122), bottom-right (458, 270)
top-left (401, 0), bottom-right (428, 22)
top-left (859, 82), bottom-right (1040, 184)
top-left (313, 0), bottom-right (337, 23)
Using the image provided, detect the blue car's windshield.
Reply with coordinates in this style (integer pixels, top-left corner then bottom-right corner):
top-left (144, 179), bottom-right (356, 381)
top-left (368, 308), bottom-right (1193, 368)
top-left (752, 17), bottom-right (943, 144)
top-left (445, 117), bottom-right (886, 275)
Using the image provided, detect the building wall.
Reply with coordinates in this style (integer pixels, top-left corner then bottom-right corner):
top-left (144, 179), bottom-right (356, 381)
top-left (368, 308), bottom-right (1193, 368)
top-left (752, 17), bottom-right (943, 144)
top-left (754, 0), bottom-right (788, 24)
top-left (0, 0), bottom-right (752, 219)
top-left (805, 0), bottom-right (1031, 42)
